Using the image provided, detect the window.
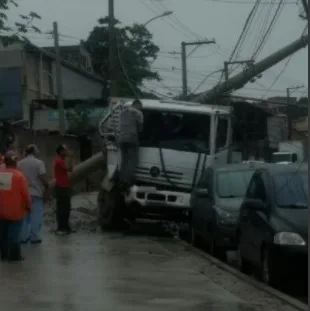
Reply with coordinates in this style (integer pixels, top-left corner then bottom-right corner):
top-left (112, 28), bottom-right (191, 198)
top-left (273, 173), bottom-right (308, 208)
top-left (216, 116), bottom-right (228, 150)
top-left (216, 170), bottom-right (254, 198)
top-left (246, 174), bottom-right (267, 201)
top-left (140, 110), bottom-right (211, 153)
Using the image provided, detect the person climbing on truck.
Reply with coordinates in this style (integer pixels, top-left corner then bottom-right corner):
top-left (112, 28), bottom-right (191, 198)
top-left (118, 99), bottom-right (144, 192)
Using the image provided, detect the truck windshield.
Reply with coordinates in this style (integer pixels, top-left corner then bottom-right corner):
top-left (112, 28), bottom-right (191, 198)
top-left (273, 173), bottom-right (308, 208)
top-left (216, 170), bottom-right (254, 198)
top-left (139, 110), bottom-right (212, 153)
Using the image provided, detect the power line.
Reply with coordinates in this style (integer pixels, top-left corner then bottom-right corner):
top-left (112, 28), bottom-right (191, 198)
top-left (203, 0), bottom-right (297, 4)
top-left (139, 0), bottom-right (195, 40)
top-left (151, 0), bottom-right (202, 39)
top-left (251, 0), bottom-right (285, 59)
top-left (261, 56), bottom-right (293, 98)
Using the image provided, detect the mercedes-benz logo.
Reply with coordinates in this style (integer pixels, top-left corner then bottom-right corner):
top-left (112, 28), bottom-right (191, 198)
top-left (149, 166), bottom-right (160, 178)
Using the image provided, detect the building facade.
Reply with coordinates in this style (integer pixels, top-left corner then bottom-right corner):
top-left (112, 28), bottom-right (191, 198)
top-left (0, 39), bottom-right (104, 122)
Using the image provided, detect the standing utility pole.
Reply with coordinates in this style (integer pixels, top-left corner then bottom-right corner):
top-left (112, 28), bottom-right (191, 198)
top-left (53, 21), bottom-right (65, 135)
top-left (181, 39), bottom-right (216, 98)
top-left (108, 0), bottom-right (117, 97)
top-left (286, 85), bottom-right (304, 140)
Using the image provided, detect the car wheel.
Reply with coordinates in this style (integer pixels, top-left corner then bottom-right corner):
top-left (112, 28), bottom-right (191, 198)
top-left (237, 242), bottom-right (252, 275)
top-left (210, 234), bottom-right (226, 261)
top-left (260, 247), bottom-right (278, 286)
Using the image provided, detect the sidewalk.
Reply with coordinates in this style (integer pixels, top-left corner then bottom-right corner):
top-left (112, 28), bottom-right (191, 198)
top-left (0, 230), bottom-right (299, 311)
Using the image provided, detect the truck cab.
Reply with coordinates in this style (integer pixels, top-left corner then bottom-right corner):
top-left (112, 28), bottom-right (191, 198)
top-left (98, 99), bottom-right (233, 228)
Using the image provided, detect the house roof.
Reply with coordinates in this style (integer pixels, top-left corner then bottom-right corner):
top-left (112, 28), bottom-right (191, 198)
top-left (24, 41), bottom-right (104, 84)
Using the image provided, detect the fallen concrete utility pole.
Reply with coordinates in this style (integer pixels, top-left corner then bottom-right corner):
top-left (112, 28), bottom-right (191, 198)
top-left (194, 35), bottom-right (308, 104)
top-left (49, 151), bottom-right (106, 187)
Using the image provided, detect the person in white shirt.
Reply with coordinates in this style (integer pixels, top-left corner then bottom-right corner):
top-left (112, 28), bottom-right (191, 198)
top-left (18, 144), bottom-right (49, 244)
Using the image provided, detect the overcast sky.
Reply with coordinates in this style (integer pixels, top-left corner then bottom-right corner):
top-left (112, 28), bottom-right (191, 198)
top-left (7, 0), bottom-right (308, 99)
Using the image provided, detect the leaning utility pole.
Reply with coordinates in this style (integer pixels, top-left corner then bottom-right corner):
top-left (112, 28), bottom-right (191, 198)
top-left (223, 60), bottom-right (254, 82)
top-left (181, 39), bottom-right (216, 97)
top-left (194, 35), bottom-right (308, 104)
top-left (108, 0), bottom-right (117, 97)
top-left (53, 21), bottom-right (65, 135)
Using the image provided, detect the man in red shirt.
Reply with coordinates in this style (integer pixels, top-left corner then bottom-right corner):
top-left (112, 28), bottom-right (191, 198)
top-left (53, 144), bottom-right (74, 235)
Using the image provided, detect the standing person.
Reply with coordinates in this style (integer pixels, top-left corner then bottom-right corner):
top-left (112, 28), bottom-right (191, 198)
top-left (0, 151), bottom-right (31, 261)
top-left (118, 99), bottom-right (144, 191)
top-left (18, 144), bottom-right (49, 244)
top-left (53, 144), bottom-right (75, 235)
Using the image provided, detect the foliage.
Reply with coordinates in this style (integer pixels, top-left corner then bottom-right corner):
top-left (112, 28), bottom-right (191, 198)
top-left (0, 0), bottom-right (41, 44)
top-left (86, 17), bottom-right (160, 97)
top-left (65, 101), bottom-right (100, 135)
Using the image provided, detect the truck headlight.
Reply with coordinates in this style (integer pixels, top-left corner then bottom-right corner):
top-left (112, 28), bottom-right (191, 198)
top-left (274, 232), bottom-right (306, 246)
top-left (215, 206), bottom-right (237, 225)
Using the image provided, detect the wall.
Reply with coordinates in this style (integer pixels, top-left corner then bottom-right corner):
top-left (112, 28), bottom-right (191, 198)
top-left (14, 128), bottom-right (105, 192)
top-left (51, 64), bottom-right (103, 99)
top-left (0, 41), bottom-right (23, 68)
top-left (32, 107), bottom-right (108, 132)
top-left (0, 67), bottom-right (23, 120)
top-left (0, 42), bottom-right (24, 120)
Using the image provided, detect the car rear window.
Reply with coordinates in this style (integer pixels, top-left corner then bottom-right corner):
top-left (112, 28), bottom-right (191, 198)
top-left (273, 172), bottom-right (308, 208)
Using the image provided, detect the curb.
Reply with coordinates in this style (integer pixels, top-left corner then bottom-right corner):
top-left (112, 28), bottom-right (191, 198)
top-left (178, 240), bottom-right (308, 311)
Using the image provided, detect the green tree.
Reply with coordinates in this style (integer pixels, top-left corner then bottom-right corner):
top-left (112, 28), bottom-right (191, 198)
top-left (86, 17), bottom-right (160, 97)
top-left (0, 0), bottom-right (41, 43)
top-left (65, 101), bottom-right (99, 135)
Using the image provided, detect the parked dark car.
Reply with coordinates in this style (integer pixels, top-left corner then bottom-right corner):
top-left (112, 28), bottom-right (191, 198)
top-left (237, 164), bottom-right (308, 286)
top-left (190, 163), bottom-right (264, 259)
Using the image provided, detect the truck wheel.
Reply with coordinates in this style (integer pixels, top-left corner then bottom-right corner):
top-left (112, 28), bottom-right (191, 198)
top-left (191, 226), bottom-right (200, 247)
top-left (97, 187), bottom-right (124, 230)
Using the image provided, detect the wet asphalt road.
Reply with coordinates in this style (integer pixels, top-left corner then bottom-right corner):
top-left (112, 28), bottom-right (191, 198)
top-left (0, 221), bottom-right (306, 311)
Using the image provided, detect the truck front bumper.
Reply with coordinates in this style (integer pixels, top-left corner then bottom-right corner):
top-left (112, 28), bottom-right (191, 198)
top-left (124, 185), bottom-right (191, 221)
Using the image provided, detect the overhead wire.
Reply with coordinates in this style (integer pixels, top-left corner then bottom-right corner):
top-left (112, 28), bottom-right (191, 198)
top-left (139, 0), bottom-right (195, 40)
top-left (261, 25), bottom-right (307, 98)
top-left (150, 0), bottom-right (202, 39)
top-left (250, 0), bottom-right (285, 60)
top-left (246, 1), bottom-right (276, 57)
top-left (203, 0), bottom-right (297, 3)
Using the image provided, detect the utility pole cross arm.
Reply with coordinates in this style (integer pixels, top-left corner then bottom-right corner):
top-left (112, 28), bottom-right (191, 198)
top-left (181, 39), bottom-right (216, 98)
top-left (183, 39), bottom-right (216, 46)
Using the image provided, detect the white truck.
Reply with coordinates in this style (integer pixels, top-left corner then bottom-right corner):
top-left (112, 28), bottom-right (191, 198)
top-left (272, 140), bottom-right (305, 164)
top-left (97, 98), bottom-right (234, 228)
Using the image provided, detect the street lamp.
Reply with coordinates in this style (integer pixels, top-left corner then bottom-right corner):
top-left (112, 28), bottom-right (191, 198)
top-left (143, 11), bottom-right (173, 27)
top-left (137, 11), bottom-right (173, 56)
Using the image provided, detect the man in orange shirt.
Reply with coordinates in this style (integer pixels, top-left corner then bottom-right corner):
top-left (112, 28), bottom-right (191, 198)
top-left (0, 151), bottom-right (31, 261)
